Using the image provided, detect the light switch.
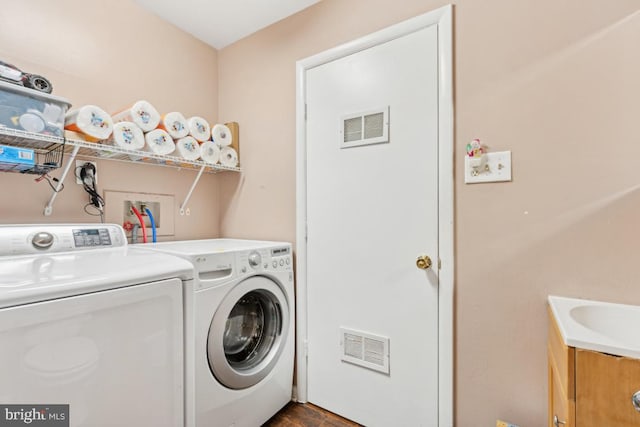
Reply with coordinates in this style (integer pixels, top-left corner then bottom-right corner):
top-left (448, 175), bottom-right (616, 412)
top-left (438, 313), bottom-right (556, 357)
top-left (464, 151), bottom-right (512, 184)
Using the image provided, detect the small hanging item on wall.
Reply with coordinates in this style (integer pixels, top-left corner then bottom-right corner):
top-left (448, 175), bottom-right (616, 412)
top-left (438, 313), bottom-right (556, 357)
top-left (466, 138), bottom-right (484, 158)
top-left (466, 138), bottom-right (487, 174)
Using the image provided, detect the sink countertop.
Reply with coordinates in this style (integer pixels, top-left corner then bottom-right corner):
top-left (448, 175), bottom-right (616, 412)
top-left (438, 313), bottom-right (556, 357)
top-left (548, 295), bottom-right (640, 359)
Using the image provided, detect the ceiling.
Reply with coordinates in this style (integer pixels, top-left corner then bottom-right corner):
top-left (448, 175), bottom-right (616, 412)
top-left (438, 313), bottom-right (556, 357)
top-left (134, 0), bottom-right (320, 49)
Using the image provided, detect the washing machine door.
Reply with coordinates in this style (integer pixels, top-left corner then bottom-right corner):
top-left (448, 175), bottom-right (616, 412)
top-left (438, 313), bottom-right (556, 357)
top-left (207, 275), bottom-right (289, 389)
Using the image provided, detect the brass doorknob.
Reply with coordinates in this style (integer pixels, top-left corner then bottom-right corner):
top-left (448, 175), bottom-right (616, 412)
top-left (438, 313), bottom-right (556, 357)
top-left (416, 255), bottom-right (432, 270)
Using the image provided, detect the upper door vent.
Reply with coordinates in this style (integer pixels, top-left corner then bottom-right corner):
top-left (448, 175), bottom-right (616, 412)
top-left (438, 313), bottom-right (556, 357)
top-left (341, 106), bottom-right (389, 149)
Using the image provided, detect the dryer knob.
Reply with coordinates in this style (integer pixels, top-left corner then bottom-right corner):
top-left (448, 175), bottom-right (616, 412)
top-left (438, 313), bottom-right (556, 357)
top-left (32, 232), bottom-right (54, 249)
top-left (248, 251), bottom-right (262, 267)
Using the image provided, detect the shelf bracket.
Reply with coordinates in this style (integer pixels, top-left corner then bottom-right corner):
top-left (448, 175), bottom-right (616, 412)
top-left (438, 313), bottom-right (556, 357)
top-left (44, 145), bottom-right (80, 216)
top-left (179, 165), bottom-right (206, 216)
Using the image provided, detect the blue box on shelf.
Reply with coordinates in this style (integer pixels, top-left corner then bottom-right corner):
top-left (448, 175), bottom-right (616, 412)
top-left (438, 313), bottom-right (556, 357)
top-left (0, 144), bottom-right (35, 171)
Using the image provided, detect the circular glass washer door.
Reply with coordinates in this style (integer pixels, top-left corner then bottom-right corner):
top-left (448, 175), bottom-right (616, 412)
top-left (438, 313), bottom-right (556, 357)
top-left (207, 276), bottom-right (289, 390)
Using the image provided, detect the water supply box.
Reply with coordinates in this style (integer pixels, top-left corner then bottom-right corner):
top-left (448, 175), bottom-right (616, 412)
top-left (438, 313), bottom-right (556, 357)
top-left (0, 144), bottom-right (35, 171)
top-left (0, 80), bottom-right (72, 137)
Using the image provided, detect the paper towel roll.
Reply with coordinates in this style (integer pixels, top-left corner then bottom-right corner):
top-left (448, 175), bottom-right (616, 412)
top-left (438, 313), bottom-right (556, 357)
top-left (219, 146), bottom-right (238, 168)
top-left (176, 136), bottom-right (202, 161)
top-left (159, 112), bottom-right (189, 139)
top-left (65, 105), bottom-right (114, 141)
top-left (107, 121), bottom-right (145, 150)
top-left (112, 100), bottom-right (160, 132)
top-left (200, 141), bottom-right (220, 164)
top-left (187, 116), bottom-right (210, 142)
top-left (144, 129), bottom-right (175, 155)
top-left (211, 123), bottom-right (232, 147)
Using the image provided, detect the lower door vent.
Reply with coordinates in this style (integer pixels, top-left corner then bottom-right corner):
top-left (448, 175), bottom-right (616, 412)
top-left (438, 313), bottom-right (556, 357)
top-left (340, 327), bottom-right (390, 374)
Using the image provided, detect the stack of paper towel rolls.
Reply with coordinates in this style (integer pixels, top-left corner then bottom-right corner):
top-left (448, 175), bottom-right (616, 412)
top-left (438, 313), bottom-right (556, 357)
top-left (64, 98), bottom-right (240, 166)
top-left (113, 99), bottom-right (175, 156)
top-left (211, 123), bottom-right (239, 167)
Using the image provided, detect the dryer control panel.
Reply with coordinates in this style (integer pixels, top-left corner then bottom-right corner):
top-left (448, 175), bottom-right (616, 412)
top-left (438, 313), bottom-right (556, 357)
top-left (0, 224), bottom-right (127, 255)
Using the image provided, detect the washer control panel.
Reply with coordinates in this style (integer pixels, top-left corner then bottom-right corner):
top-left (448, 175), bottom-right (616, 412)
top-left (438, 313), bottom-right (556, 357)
top-left (239, 245), bottom-right (292, 274)
top-left (0, 224), bottom-right (126, 256)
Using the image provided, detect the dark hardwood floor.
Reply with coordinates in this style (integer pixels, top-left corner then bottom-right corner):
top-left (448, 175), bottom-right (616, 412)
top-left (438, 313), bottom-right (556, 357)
top-left (263, 403), bottom-right (361, 427)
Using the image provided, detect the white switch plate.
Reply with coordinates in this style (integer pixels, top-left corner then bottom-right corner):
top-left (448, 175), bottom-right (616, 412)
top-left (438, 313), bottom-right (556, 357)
top-left (464, 151), bottom-right (512, 184)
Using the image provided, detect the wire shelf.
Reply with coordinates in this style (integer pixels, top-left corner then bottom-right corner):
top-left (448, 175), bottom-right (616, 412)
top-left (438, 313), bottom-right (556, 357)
top-left (66, 138), bottom-right (241, 173)
top-left (0, 127), bottom-right (241, 174)
top-left (1, 126), bottom-right (241, 216)
top-left (0, 127), bottom-right (64, 150)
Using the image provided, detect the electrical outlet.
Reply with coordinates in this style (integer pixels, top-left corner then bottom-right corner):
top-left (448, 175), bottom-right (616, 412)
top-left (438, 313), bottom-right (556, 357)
top-left (76, 160), bottom-right (98, 185)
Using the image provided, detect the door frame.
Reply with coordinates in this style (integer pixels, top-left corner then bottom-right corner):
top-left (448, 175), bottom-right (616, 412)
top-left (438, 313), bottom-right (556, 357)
top-left (295, 5), bottom-right (454, 426)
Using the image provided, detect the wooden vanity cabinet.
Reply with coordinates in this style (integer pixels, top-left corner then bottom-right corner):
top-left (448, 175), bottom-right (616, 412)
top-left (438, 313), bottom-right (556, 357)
top-left (548, 308), bottom-right (640, 427)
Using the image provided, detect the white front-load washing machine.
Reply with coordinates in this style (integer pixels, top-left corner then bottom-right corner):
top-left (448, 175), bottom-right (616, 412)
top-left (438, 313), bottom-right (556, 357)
top-left (0, 224), bottom-right (194, 427)
top-left (141, 239), bottom-right (294, 427)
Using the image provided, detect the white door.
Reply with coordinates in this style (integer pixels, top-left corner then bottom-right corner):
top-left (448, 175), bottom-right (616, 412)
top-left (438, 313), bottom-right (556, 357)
top-left (304, 25), bottom-right (440, 426)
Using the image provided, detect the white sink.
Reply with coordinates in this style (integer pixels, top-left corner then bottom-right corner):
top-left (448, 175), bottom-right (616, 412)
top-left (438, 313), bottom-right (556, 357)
top-left (548, 296), bottom-right (640, 359)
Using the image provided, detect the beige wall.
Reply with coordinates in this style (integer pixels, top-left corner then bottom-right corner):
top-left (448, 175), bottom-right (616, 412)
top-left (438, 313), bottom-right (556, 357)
top-left (0, 0), bottom-right (221, 240)
top-left (217, 0), bottom-right (640, 425)
top-left (2, 0), bottom-right (640, 424)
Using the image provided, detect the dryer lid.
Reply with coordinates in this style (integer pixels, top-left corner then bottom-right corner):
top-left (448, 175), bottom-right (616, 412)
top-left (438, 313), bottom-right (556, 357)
top-left (0, 247), bottom-right (193, 309)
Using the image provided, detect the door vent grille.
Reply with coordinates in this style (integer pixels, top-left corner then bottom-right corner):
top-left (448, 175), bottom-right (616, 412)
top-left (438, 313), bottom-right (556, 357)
top-left (340, 106), bottom-right (389, 149)
top-left (364, 112), bottom-right (385, 139)
top-left (343, 116), bottom-right (362, 142)
top-left (340, 327), bottom-right (390, 374)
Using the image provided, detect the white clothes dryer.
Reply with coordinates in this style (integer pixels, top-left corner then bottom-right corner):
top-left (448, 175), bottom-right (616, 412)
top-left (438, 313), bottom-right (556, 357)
top-left (140, 239), bottom-right (295, 427)
top-left (0, 224), bottom-right (193, 427)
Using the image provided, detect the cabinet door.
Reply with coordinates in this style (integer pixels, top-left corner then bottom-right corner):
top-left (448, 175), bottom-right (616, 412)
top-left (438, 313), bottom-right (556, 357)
top-left (549, 350), bottom-right (574, 427)
top-left (576, 349), bottom-right (640, 426)
top-left (548, 307), bottom-right (575, 427)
